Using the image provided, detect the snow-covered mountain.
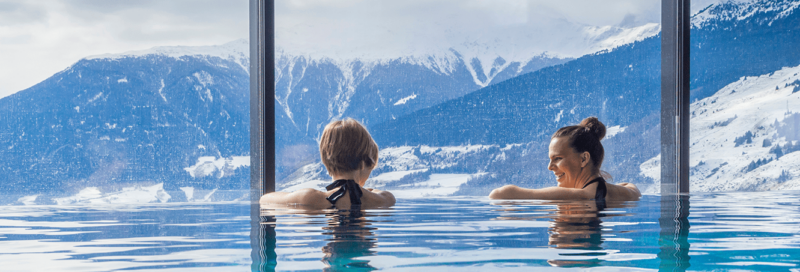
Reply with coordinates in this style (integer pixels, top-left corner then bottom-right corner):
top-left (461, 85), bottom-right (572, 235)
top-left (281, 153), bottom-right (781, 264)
top-left (640, 64), bottom-right (800, 192)
top-left (87, 39), bottom-right (250, 72)
top-left (273, 48), bottom-right (573, 181)
top-left (0, 40), bottom-right (251, 197)
top-left (692, 0), bottom-right (800, 29)
top-left (691, 0), bottom-right (800, 99)
top-left (5, 0), bottom-right (800, 200)
top-left (273, 21), bottom-right (661, 181)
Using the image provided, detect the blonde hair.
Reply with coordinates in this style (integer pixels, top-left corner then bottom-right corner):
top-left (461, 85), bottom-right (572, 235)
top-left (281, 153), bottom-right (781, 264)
top-left (319, 118), bottom-right (379, 176)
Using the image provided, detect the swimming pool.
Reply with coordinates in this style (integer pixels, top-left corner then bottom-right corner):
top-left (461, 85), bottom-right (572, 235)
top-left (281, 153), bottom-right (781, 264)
top-left (1, 192), bottom-right (799, 271)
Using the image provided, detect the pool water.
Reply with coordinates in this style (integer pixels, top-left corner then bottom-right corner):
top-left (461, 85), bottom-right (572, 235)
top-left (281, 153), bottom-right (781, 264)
top-left (0, 202), bottom-right (253, 271)
top-left (2, 192), bottom-right (800, 271)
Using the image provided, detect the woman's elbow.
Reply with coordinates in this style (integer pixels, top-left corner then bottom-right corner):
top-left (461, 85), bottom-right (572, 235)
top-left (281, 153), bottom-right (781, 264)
top-left (260, 192), bottom-right (283, 204)
top-left (618, 183), bottom-right (642, 200)
top-left (626, 184), bottom-right (642, 198)
top-left (489, 185), bottom-right (519, 199)
top-left (381, 191), bottom-right (397, 206)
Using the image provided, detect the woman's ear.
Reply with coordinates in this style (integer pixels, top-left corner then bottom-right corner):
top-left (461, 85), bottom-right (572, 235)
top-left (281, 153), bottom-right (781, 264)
top-left (581, 152), bottom-right (590, 168)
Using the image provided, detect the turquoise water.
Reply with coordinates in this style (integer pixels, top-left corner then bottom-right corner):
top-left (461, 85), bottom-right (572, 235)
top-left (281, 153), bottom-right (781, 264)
top-left (2, 192), bottom-right (800, 271)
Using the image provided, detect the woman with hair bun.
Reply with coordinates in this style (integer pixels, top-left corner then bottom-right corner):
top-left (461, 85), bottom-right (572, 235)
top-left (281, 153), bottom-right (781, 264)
top-left (489, 117), bottom-right (641, 204)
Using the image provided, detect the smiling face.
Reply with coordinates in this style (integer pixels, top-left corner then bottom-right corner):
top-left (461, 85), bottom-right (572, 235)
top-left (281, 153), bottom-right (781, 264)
top-left (548, 137), bottom-right (589, 188)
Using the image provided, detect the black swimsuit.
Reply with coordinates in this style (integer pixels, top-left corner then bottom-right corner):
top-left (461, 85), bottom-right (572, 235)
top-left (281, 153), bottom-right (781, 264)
top-left (582, 177), bottom-right (607, 210)
top-left (325, 179), bottom-right (363, 208)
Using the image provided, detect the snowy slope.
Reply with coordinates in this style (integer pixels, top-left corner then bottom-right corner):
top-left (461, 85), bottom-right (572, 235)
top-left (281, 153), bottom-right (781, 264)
top-left (278, 144), bottom-right (513, 197)
top-left (640, 64), bottom-right (800, 192)
top-left (692, 0), bottom-right (800, 29)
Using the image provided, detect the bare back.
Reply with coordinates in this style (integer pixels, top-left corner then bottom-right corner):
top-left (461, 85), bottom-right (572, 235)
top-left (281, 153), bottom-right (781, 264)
top-left (260, 186), bottom-right (395, 210)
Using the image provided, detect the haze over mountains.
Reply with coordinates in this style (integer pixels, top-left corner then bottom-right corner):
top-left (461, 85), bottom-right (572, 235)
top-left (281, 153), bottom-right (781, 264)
top-left (2, 0), bottom-right (800, 202)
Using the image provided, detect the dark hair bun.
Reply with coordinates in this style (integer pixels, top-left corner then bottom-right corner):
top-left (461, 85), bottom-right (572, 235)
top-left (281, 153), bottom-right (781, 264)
top-left (579, 117), bottom-right (606, 140)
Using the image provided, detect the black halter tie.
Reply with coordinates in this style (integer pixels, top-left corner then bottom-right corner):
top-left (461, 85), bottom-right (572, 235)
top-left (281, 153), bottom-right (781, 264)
top-left (325, 179), bottom-right (363, 207)
top-left (582, 176), bottom-right (607, 210)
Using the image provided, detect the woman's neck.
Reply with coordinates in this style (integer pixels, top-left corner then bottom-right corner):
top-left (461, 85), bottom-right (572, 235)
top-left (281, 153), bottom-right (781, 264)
top-left (574, 169), bottom-right (601, 189)
top-left (330, 172), bottom-right (366, 187)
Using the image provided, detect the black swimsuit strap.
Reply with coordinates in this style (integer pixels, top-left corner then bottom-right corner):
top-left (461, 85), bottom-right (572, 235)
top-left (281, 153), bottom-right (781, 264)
top-left (582, 177), bottom-right (607, 210)
top-left (325, 179), bottom-right (363, 207)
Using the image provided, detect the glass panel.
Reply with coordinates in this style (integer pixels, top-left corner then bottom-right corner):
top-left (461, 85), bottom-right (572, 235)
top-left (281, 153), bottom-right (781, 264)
top-left (0, 2), bottom-right (250, 204)
top-left (0, 1), bottom-right (252, 269)
top-left (275, 1), bottom-right (661, 195)
top-left (690, 0), bottom-right (800, 191)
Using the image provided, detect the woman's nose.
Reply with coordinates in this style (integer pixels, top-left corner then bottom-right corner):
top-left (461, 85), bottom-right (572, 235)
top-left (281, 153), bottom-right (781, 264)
top-left (548, 161), bottom-right (555, 171)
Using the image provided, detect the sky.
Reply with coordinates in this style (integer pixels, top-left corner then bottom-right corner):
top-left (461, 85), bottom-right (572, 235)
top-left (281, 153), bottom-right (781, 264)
top-left (276, 0), bottom-right (663, 61)
top-left (1, 0), bottom-right (729, 99)
top-left (0, 0), bottom-right (249, 98)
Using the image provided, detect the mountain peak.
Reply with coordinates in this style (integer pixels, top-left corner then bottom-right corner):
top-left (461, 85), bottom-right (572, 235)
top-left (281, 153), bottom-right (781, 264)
top-left (85, 39), bottom-right (249, 71)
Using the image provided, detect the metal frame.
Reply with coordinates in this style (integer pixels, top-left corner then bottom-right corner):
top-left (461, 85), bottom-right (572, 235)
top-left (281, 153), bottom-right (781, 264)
top-left (250, 0), bottom-right (275, 200)
top-left (250, 0), bottom-right (693, 198)
top-left (249, 0), bottom-right (693, 269)
top-left (250, 0), bottom-right (274, 270)
top-left (659, 1), bottom-right (692, 268)
top-left (661, 0), bottom-right (691, 195)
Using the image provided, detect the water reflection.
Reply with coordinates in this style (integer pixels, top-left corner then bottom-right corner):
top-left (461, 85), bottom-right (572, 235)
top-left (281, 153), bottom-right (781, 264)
top-left (548, 202), bottom-right (604, 250)
top-left (658, 194), bottom-right (690, 271)
top-left (321, 209), bottom-right (377, 271)
top-left (251, 210), bottom-right (277, 272)
top-left (259, 205), bottom-right (378, 271)
top-left (546, 201), bottom-right (604, 267)
top-left (492, 200), bottom-right (637, 267)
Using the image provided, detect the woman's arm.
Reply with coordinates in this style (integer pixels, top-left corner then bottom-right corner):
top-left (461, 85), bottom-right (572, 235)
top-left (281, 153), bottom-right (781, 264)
top-left (607, 183), bottom-right (642, 201)
top-left (488, 185), bottom-right (594, 200)
top-left (259, 188), bottom-right (330, 209)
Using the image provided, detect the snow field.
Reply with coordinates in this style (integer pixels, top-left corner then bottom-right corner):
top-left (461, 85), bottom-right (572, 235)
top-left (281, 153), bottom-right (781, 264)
top-left (640, 64), bottom-right (800, 192)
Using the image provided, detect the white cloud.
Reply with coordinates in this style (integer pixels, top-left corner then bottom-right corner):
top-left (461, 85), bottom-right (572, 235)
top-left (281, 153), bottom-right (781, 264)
top-left (0, 0), bottom-right (248, 98)
top-left (276, 0), bottom-right (663, 59)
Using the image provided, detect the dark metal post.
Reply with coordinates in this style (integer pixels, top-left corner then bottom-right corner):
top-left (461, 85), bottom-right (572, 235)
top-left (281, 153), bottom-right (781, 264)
top-left (250, 0), bottom-right (276, 199)
top-left (250, 0), bottom-right (275, 270)
top-left (660, 1), bottom-right (692, 269)
top-left (661, 0), bottom-right (691, 195)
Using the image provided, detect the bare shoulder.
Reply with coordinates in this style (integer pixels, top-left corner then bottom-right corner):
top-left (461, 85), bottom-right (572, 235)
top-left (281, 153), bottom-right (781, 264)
top-left (295, 188), bottom-right (329, 204)
top-left (260, 188), bottom-right (329, 209)
top-left (606, 182), bottom-right (642, 201)
top-left (361, 188), bottom-right (396, 208)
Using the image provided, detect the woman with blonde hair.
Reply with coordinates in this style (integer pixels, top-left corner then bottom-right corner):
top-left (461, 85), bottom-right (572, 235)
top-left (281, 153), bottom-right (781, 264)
top-left (261, 118), bottom-right (395, 209)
